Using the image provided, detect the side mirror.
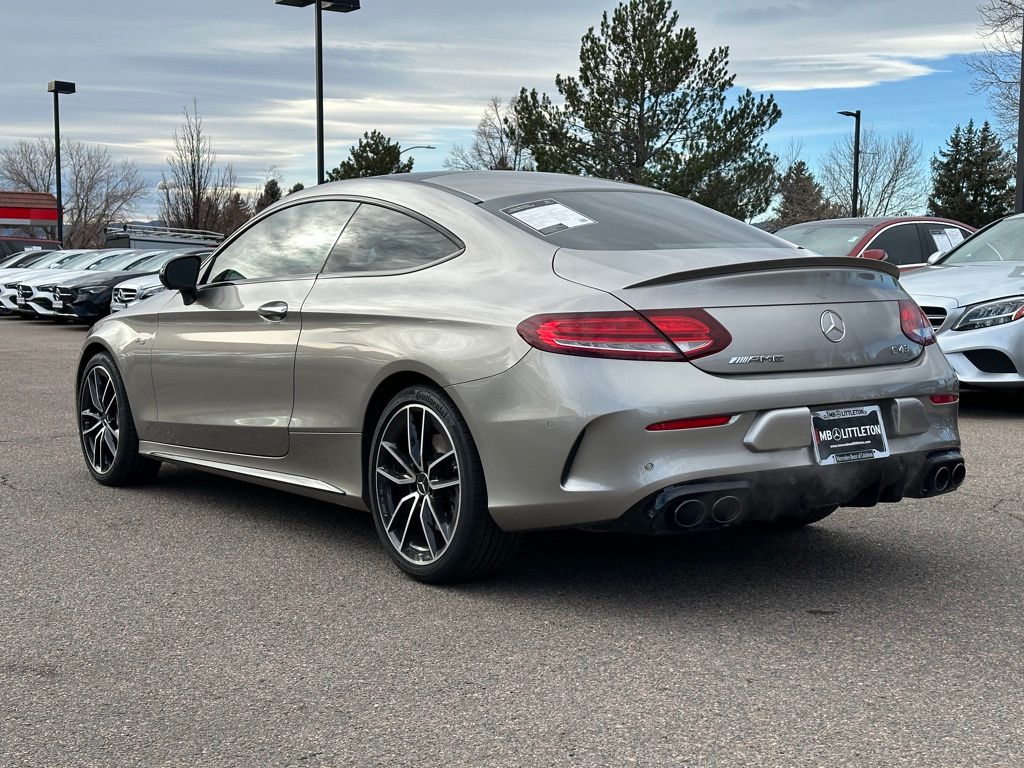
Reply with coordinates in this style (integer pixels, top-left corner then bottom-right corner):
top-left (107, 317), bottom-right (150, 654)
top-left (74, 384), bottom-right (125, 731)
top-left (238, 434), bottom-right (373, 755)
top-left (160, 254), bottom-right (202, 305)
top-left (862, 248), bottom-right (888, 261)
top-left (927, 251), bottom-right (944, 265)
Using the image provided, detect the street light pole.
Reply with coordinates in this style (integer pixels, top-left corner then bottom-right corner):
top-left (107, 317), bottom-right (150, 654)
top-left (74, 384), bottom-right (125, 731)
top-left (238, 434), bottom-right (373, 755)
top-left (399, 145), bottom-right (437, 155)
top-left (276, 1), bottom-right (361, 185)
top-left (47, 80), bottom-right (76, 244)
top-left (314, 0), bottom-right (325, 184)
top-left (1015, 15), bottom-right (1024, 213)
top-left (839, 110), bottom-right (861, 218)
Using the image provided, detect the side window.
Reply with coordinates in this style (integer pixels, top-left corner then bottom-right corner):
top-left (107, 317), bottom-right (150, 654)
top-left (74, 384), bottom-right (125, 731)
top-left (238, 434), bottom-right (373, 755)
top-left (206, 201), bottom-right (357, 283)
top-left (323, 204), bottom-right (459, 274)
top-left (867, 224), bottom-right (922, 266)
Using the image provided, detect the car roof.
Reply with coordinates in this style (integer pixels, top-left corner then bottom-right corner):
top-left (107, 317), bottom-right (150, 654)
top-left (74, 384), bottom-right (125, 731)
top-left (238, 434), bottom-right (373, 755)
top-left (303, 170), bottom-right (650, 204)
top-left (779, 216), bottom-right (973, 229)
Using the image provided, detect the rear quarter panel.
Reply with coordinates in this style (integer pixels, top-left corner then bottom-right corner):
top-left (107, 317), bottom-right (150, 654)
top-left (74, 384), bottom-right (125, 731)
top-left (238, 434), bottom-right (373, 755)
top-left (291, 187), bottom-right (622, 433)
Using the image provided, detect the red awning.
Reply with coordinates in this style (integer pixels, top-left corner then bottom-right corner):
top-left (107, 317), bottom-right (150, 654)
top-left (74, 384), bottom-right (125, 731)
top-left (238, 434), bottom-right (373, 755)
top-left (0, 191), bottom-right (58, 227)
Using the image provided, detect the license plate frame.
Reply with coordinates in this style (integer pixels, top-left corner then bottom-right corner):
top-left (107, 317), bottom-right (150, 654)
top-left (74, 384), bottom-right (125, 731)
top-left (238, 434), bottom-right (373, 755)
top-left (811, 405), bottom-right (890, 465)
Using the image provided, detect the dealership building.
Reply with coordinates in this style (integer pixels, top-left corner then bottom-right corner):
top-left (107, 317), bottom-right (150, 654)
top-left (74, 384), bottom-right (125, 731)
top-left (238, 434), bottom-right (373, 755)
top-left (0, 190), bottom-right (58, 236)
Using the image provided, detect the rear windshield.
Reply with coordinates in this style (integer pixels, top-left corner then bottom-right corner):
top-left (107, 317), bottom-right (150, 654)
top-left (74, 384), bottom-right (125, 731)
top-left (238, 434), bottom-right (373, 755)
top-left (53, 251), bottom-right (99, 268)
top-left (1, 251), bottom-right (50, 268)
top-left (85, 251), bottom-right (142, 270)
top-left (125, 251), bottom-right (179, 272)
top-left (483, 190), bottom-right (789, 251)
top-left (774, 222), bottom-right (874, 257)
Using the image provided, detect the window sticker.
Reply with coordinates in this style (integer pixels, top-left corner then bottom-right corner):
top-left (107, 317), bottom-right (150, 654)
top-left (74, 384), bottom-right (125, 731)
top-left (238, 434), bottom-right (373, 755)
top-left (945, 227), bottom-right (965, 245)
top-left (930, 229), bottom-right (953, 252)
top-left (501, 199), bottom-right (596, 236)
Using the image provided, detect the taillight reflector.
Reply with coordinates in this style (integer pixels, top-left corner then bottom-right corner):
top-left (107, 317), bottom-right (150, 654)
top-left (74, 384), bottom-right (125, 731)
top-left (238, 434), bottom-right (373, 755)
top-left (646, 415), bottom-right (733, 431)
top-left (929, 394), bottom-right (959, 405)
top-left (516, 309), bottom-right (731, 362)
top-left (899, 299), bottom-right (936, 346)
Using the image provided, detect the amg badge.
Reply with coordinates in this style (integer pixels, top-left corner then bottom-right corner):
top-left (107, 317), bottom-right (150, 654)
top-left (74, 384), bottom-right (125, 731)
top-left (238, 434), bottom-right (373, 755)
top-left (728, 355), bottom-right (784, 364)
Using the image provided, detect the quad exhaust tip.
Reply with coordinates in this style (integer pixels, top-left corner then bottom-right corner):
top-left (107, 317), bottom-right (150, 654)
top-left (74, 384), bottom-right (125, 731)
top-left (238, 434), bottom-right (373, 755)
top-left (711, 495), bottom-right (742, 524)
top-left (921, 454), bottom-right (966, 496)
top-left (671, 499), bottom-right (706, 528)
top-left (950, 462), bottom-right (966, 488)
top-left (667, 493), bottom-right (745, 529)
top-left (653, 482), bottom-right (751, 531)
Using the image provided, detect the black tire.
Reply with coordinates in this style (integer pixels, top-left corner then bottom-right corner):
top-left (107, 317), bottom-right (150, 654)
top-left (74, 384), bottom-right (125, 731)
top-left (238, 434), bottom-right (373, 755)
top-left (368, 385), bottom-right (517, 584)
top-left (761, 505), bottom-right (839, 530)
top-left (77, 352), bottom-right (161, 486)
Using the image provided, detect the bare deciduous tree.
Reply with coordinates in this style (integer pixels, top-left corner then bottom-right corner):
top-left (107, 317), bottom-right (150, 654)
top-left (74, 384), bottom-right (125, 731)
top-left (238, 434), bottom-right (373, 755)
top-left (0, 137), bottom-right (146, 247)
top-left (62, 142), bottom-right (149, 247)
top-left (444, 97), bottom-right (535, 171)
top-left (0, 137), bottom-right (55, 193)
top-left (160, 101), bottom-right (239, 234)
top-left (965, 0), bottom-right (1024, 137)
top-left (819, 128), bottom-right (928, 216)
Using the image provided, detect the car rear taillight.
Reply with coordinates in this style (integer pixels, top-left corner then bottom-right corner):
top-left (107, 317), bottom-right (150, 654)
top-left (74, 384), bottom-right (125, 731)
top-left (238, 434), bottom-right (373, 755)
top-left (642, 309), bottom-right (732, 359)
top-left (899, 299), bottom-right (936, 346)
top-left (516, 309), bottom-right (731, 362)
top-left (929, 394), bottom-right (959, 405)
top-left (517, 311), bottom-right (682, 360)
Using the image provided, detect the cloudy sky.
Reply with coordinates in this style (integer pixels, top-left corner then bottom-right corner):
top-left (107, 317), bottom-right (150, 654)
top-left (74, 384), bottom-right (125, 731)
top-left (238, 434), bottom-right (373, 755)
top-left (2, 0), bottom-right (992, 215)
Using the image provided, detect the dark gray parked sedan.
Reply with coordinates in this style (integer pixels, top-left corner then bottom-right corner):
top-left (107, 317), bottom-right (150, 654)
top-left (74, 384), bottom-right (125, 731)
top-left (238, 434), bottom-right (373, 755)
top-left (76, 171), bottom-right (964, 582)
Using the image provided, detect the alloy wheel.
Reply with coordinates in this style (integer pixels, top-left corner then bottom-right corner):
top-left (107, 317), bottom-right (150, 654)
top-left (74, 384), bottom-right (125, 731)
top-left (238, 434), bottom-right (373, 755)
top-left (80, 366), bottom-right (119, 475)
top-left (373, 403), bottom-right (461, 565)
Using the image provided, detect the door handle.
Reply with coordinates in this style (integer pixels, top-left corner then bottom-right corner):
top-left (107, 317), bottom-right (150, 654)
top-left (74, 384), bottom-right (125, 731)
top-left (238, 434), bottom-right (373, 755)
top-left (257, 301), bottom-right (289, 321)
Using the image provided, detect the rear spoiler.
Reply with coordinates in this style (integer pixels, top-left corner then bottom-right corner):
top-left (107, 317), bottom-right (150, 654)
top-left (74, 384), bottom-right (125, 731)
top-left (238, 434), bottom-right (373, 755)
top-left (625, 256), bottom-right (900, 289)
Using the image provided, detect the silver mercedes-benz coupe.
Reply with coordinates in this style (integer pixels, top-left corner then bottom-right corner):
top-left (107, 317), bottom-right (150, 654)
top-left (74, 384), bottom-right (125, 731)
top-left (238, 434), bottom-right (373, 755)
top-left (77, 171), bottom-right (965, 582)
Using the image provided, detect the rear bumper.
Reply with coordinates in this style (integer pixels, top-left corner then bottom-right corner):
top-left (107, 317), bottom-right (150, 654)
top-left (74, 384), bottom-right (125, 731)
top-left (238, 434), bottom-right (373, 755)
top-left (447, 348), bottom-right (960, 532)
top-left (600, 449), bottom-right (964, 534)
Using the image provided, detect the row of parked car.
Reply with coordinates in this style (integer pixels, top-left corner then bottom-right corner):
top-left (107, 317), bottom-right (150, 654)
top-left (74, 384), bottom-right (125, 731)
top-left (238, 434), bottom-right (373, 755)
top-left (0, 246), bottom-right (211, 323)
top-left (2, 209), bottom-right (1016, 395)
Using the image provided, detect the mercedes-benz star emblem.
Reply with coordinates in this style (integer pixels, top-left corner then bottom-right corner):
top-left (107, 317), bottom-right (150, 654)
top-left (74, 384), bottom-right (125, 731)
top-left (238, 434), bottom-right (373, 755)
top-left (820, 310), bottom-right (847, 343)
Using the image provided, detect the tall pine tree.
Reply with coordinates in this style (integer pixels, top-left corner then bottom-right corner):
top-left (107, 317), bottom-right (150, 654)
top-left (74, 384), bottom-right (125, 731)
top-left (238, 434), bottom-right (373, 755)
top-left (327, 131), bottom-right (414, 180)
top-left (254, 178), bottom-right (282, 212)
top-left (928, 120), bottom-right (1013, 227)
top-left (775, 161), bottom-right (841, 229)
top-left (512, 0), bottom-right (781, 220)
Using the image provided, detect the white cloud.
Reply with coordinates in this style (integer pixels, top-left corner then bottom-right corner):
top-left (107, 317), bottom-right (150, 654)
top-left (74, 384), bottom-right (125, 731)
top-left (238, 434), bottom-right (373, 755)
top-left (0, 0), bottom-right (987, 213)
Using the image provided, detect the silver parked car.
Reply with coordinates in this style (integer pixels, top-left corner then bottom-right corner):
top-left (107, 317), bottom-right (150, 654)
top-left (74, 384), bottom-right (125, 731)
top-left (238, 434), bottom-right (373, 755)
top-left (900, 214), bottom-right (1024, 388)
top-left (76, 172), bottom-right (964, 582)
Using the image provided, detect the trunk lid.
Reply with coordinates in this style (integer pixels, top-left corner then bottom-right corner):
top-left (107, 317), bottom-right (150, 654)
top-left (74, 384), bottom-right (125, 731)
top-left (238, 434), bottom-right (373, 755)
top-left (553, 247), bottom-right (918, 374)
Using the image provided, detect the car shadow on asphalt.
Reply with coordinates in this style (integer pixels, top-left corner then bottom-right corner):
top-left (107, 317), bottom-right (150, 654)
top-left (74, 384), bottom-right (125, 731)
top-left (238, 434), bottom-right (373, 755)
top-left (499, 523), bottom-right (922, 599)
top-left (958, 390), bottom-right (1023, 419)
top-left (149, 466), bottom-right (947, 614)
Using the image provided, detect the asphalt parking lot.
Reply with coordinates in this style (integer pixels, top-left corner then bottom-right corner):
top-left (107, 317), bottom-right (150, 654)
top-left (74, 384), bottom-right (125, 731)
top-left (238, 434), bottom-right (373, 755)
top-left (1, 317), bottom-right (1022, 767)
